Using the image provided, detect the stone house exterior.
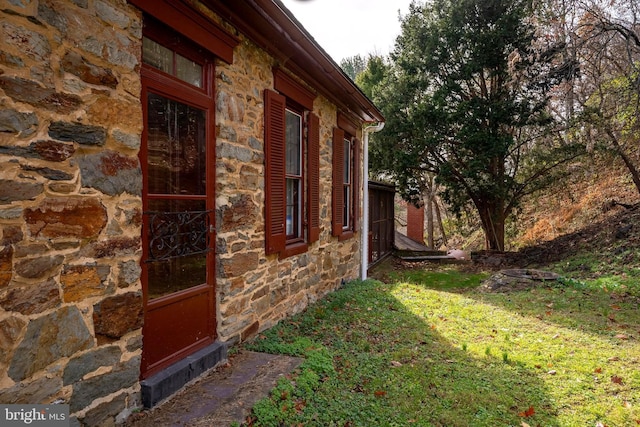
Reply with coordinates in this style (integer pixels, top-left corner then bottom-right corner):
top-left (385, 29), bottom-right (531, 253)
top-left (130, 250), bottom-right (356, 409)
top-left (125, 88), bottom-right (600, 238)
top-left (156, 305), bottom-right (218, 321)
top-left (0, 0), bottom-right (384, 425)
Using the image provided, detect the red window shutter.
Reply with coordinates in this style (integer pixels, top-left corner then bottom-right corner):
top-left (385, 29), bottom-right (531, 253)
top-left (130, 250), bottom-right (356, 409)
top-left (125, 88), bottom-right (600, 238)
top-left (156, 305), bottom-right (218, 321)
top-left (332, 127), bottom-right (345, 237)
top-left (264, 89), bottom-right (286, 254)
top-left (352, 137), bottom-right (361, 232)
top-left (307, 113), bottom-right (320, 243)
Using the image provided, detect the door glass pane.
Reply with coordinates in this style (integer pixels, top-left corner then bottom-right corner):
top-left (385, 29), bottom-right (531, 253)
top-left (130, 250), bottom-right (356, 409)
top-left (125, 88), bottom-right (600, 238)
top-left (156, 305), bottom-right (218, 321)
top-left (146, 199), bottom-right (208, 299)
top-left (143, 37), bottom-right (172, 74)
top-left (147, 92), bottom-right (206, 195)
top-left (176, 54), bottom-right (203, 88)
top-left (285, 110), bottom-right (301, 175)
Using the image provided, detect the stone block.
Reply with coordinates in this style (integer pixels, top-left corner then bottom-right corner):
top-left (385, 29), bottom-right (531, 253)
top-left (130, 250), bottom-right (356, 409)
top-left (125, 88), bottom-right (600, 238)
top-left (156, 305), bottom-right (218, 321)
top-left (21, 164), bottom-right (74, 181)
top-left (93, 292), bottom-right (142, 340)
top-left (0, 109), bottom-right (38, 136)
top-left (8, 306), bottom-right (94, 382)
top-left (61, 264), bottom-right (111, 302)
top-left (0, 316), bottom-right (26, 364)
top-left (63, 345), bottom-right (122, 385)
top-left (0, 278), bottom-right (61, 315)
top-left (220, 252), bottom-right (258, 277)
top-left (61, 51), bottom-right (118, 88)
top-left (0, 179), bottom-right (43, 204)
top-left (0, 375), bottom-right (63, 405)
top-left (81, 236), bottom-right (141, 259)
top-left (48, 121), bottom-right (106, 146)
top-left (220, 194), bottom-right (259, 233)
top-left (0, 140), bottom-right (75, 162)
top-left (79, 392), bottom-right (127, 427)
top-left (25, 197), bottom-right (107, 239)
top-left (0, 76), bottom-right (82, 114)
top-left (0, 246), bottom-right (13, 287)
top-left (0, 225), bottom-right (22, 246)
top-left (14, 254), bottom-right (64, 279)
top-left (70, 355), bottom-right (140, 413)
top-left (1, 20), bottom-right (51, 62)
top-left (117, 260), bottom-right (140, 288)
top-left (77, 150), bottom-right (141, 196)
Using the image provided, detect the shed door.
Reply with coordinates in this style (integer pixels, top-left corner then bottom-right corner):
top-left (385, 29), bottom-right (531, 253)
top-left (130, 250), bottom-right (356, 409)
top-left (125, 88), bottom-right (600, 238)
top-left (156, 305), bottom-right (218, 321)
top-left (140, 30), bottom-right (216, 379)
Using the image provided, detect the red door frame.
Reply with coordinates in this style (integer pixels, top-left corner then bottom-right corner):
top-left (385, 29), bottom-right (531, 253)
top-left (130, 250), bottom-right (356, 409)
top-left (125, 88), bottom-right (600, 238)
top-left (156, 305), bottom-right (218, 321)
top-left (139, 26), bottom-right (217, 379)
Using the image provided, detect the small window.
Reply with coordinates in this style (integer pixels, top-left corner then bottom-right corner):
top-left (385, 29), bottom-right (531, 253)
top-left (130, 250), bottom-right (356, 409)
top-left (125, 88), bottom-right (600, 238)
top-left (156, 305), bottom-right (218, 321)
top-left (332, 127), bottom-right (360, 239)
top-left (343, 139), bottom-right (351, 229)
top-left (143, 36), bottom-right (203, 88)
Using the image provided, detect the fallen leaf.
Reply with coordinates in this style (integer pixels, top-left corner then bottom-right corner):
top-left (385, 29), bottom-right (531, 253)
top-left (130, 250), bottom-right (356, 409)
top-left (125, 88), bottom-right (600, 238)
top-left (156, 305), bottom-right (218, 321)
top-left (615, 334), bottom-right (629, 340)
top-left (611, 304), bottom-right (621, 310)
top-left (518, 405), bottom-right (535, 417)
top-left (548, 370), bottom-right (557, 375)
top-left (611, 375), bottom-right (624, 385)
top-left (374, 390), bottom-right (386, 397)
top-left (594, 367), bottom-right (603, 373)
top-left (546, 311), bottom-right (552, 316)
top-left (390, 360), bottom-right (403, 367)
top-left (521, 422), bottom-right (531, 427)
top-left (608, 356), bottom-right (620, 362)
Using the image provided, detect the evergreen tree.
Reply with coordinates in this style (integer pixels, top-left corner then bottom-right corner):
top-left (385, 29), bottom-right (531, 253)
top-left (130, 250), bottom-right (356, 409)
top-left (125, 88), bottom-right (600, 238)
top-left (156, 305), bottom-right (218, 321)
top-left (372, 0), bottom-right (580, 250)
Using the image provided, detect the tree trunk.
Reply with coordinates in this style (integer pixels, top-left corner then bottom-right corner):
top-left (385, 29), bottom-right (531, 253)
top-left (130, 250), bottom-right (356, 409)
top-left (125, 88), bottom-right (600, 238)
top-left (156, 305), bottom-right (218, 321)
top-left (607, 129), bottom-right (640, 195)
top-left (426, 192), bottom-right (435, 249)
top-left (477, 203), bottom-right (506, 251)
top-left (434, 199), bottom-right (448, 247)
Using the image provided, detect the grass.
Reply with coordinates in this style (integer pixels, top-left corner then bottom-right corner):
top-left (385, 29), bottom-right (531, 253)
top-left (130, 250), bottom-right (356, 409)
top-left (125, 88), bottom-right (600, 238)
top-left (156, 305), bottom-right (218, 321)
top-left (244, 263), bottom-right (640, 426)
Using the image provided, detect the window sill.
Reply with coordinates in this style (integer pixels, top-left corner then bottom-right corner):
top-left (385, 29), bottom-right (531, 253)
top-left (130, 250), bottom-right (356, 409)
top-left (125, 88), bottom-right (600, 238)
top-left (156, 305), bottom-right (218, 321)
top-left (279, 241), bottom-right (308, 259)
top-left (338, 230), bottom-right (355, 241)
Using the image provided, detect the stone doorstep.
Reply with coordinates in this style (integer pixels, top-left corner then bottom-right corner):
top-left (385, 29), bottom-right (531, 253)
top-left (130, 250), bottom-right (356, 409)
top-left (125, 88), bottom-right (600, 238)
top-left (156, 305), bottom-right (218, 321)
top-left (133, 349), bottom-right (304, 427)
top-left (140, 341), bottom-right (228, 408)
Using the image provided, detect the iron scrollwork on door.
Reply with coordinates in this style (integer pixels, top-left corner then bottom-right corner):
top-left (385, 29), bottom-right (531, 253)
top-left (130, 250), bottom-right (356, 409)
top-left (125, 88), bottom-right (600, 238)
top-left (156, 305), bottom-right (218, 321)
top-left (145, 210), bottom-right (212, 262)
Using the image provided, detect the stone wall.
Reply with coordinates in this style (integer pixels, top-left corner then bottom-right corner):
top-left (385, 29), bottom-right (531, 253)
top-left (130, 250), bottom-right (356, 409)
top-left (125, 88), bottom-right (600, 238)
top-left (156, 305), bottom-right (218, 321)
top-left (215, 36), bottom-right (363, 343)
top-left (0, 0), bottom-right (144, 425)
top-left (0, 0), bottom-right (364, 424)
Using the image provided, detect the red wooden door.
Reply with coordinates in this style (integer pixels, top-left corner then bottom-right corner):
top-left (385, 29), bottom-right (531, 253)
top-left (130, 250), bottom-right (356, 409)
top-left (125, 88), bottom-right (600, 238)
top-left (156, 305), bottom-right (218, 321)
top-left (139, 30), bottom-right (216, 379)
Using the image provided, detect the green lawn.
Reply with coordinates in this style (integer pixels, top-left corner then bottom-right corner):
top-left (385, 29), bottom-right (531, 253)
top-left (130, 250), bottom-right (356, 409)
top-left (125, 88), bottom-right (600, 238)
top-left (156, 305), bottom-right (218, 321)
top-left (243, 265), bottom-right (640, 427)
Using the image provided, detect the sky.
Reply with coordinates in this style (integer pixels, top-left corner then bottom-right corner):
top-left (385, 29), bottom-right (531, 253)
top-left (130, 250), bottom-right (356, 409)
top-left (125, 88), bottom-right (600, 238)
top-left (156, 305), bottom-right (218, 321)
top-left (280, 0), bottom-right (415, 64)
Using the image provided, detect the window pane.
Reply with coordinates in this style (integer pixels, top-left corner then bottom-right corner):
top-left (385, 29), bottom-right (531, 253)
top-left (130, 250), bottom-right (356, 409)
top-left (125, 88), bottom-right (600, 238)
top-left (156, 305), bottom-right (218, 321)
top-left (147, 92), bottom-right (207, 195)
top-left (343, 139), bottom-right (350, 184)
top-left (343, 186), bottom-right (350, 228)
top-left (286, 178), bottom-right (299, 236)
top-left (146, 199), bottom-right (208, 299)
top-left (143, 37), bottom-right (172, 74)
top-left (176, 54), bottom-right (203, 88)
top-left (285, 110), bottom-right (301, 175)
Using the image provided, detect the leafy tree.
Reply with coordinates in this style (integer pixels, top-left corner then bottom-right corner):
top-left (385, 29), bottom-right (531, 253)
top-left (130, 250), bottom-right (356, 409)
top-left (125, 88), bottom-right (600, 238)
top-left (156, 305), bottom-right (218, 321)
top-left (355, 55), bottom-right (389, 99)
top-left (339, 55), bottom-right (367, 81)
top-left (371, 0), bottom-right (581, 251)
top-left (572, 0), bottom-right (640, 194)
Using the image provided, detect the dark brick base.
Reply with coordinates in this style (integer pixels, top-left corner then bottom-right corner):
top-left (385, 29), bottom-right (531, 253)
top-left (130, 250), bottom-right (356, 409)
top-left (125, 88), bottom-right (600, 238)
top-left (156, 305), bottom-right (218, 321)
top-left (140, 341), bottom-right (227, 408)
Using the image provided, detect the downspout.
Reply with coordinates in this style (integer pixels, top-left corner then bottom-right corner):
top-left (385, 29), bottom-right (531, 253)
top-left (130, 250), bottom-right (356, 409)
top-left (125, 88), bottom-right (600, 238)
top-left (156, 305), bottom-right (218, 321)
top-left (361, 121), bottom-right (385, 280)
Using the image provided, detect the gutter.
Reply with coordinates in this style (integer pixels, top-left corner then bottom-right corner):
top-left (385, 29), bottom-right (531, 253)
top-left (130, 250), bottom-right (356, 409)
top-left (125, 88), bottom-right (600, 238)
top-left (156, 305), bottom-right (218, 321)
top-left (361, 121), bottom-right (385, 280)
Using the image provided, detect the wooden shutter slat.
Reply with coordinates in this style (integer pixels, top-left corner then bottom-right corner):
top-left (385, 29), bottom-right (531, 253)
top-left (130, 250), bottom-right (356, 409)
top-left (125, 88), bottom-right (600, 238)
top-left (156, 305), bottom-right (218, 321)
top-left (332, 128), bottom-right (345, 237)
top-left (308, 113), bottom-right (320, 243)
top-left (264, 89), bottom-right (286, 254)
